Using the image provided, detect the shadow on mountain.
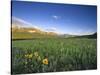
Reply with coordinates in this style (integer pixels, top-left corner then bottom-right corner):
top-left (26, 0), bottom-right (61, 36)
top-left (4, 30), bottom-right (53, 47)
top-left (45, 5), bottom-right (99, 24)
top-left (73, 32), bottom-right (97, 39)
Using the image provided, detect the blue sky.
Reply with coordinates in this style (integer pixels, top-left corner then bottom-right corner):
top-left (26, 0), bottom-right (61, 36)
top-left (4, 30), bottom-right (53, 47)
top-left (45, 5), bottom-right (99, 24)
top-left (12, 1), bottom-right (97, 35)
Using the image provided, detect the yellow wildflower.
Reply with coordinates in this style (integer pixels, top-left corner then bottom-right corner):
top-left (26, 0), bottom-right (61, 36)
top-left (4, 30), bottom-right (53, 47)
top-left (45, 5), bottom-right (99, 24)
top-left (38, 56), bottom-right (41, 61)
top-left (34, 52), bottom-right (38, 57)
top-left (25, 54), bottom-right (29, 58)
top-left (25, 54), bottom-right (33, 59)
top-left (42, 58), bottom-right (48, 65)
top-left (28, 54), bottom-right (33, 58)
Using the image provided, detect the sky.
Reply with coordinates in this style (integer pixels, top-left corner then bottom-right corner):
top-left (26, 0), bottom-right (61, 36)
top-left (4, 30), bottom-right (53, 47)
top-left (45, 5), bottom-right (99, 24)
top-left (12, 1), bottom-right (97, 35)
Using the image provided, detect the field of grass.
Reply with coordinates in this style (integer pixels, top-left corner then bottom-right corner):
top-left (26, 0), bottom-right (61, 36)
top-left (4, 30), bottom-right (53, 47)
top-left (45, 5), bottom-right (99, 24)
top-left (12, 38), bottom-right (97, 74)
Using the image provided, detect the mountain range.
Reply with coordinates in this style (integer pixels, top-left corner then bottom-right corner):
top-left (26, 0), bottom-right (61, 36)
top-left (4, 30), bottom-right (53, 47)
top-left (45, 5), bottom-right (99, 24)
top-left (11, 18), bottom-right (59, 39)
top-left (11, 18), bottom-right (97, 39)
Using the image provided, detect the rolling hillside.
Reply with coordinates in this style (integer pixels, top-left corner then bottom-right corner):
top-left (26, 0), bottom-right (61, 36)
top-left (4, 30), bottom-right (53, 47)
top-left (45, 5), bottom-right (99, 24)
top-left (72, 33), bottom-right (97, 39)
top-left (11, 18), bottom-right (58, 39)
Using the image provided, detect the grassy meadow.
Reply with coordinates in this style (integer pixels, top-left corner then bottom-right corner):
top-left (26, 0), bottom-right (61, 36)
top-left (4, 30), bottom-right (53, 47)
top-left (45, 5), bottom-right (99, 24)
top-left (11, 1), bottom-right (97, 74)
top-left (12, 38), bottom-right (97, 74)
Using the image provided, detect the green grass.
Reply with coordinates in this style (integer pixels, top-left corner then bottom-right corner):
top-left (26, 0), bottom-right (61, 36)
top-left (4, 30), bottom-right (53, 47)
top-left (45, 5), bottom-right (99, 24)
top-left (12, 38), bottom-right (97, 74)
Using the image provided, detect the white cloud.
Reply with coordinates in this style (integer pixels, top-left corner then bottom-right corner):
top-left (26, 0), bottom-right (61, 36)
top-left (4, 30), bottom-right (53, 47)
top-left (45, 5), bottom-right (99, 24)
top-left (45, 27), bottom-right (57, 32)
top-left (72, 29), bottom-right (95, 35)
top-left (12, 16), bottom-right (41, 29)
top-left (80, 29), bottom-right (95, 35)
top-left (12, 16), bottom-right (33, 26)
top-left (52, 15), bottom-right (59, 19)
top-left (50, 27), bottom-right (57, 31)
